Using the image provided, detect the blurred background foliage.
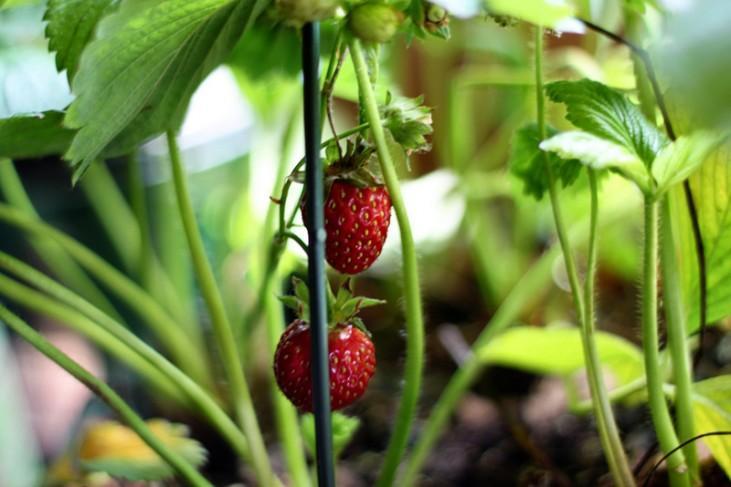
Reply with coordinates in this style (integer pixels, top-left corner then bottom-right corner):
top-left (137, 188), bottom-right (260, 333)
top-left (1, 0), bottom-right (731, 485)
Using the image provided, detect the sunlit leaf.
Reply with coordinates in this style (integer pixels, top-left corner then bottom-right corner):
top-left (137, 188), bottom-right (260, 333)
top-left (545, 79), bottom-right (666, 166)
top-left (509, 123), bottom-right (582, 200)
top-left (477, 325), bottom-right (645, 387)
top-left (652, 131), bottom-right (726, 197)
top-left (672, 143), bottom-right (731, 331)
top-left (64, 0), bottom-right (264, 182)
top-left (691, 376), bottom-right (731, 480)
top-left (44, 0), bottom-right (118, 82)
top-left (485, 0), bottom-right (575, 29)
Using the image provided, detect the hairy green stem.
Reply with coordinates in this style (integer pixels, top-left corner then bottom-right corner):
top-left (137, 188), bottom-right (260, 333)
top-left (642, 198), bottom-right (690, 487)
top-left (535, 27), bottom-right (634, 485)
top-left (0, 159), bottom-right (121, 321)
top-left (0, 251), bottom-right (252, 462)
top-left (0, 203), bottom-right (210, 387)
top-left (166, 131), bottom-right (276, 486)
top-left (349, 38), bottom-right (425, 487)
top-left (0, 305), bottom-right (213, 487)
top-left (660, 197), bottom-right (698, 479)
top-left (0, 272), bottom-right (183, 402)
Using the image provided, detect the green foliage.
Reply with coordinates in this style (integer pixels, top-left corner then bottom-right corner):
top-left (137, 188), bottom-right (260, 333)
top-left (674, 143), bottom-right (731, 331)
top-left (227, 16), bottom-right (302, 81)
top-left (484, 0), bottom-right (574, 28)
top-left (509, 123), bottom-right (582, 200)
top-left (0, 111), bottom-right (74, 158)
top-left (301, 412), bottom-right (360, 458)
top-left (382, 95), bottom-right (433, 154)
top-left (477, 325), bottom-right (645, 387)
top-left (540, 130), bottom-right (644, 170)
top-left (43, 0), bottom-right (117, 82)
top-left (545, 79), bottom-right (665, 167)
top-left (64, 0), bottom-right (265, 182)
top-left (691, 375), bottom-right (731, 480)
top-left (652, 132), bottom-right (726, 197)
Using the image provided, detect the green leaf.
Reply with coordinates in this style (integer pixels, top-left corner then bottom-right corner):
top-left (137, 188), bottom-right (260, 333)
top-left (477, 325), bottom-right (644, 387)
top-left (381, 95), bottom-right (433, 154)
top-left (0, 111), bottom-right (75, 158)
top-left (691, 376), bottom-right (731, 480)
top-left (540, 130), bottom-right (645, 170)
top-left (545, 79), bottom-right (666, 166)
top-left (64, 0), bottom-right (264, 182)
top-left (43, 0), bottom-right (118, 82)
top-left (301, 412), bottom-right (360, 458)
top-left (509, 123), bottom-right (583, 200)
top-left (652, 131), bottom-right (727, 197)
top-left (673, 142), bottom-right (731, 331)
top-left (485, 0), bottom-right (575, 29)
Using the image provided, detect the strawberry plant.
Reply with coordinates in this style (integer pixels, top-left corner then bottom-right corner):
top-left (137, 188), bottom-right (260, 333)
top-left (1, 0), bottom-right (731, 486)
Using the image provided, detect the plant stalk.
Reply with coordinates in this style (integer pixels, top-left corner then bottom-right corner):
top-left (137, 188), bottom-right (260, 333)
top-left (642, 198), bottom-right (690, 487)
top-left (0, 251), bottom-right (252, 462)
top-left (660, 197), bottom-right (699, 479)
top-left (534, 26), bottom-right (634, 486)
top-left (166, 131), bottom-right (276, 486)
top-left (0, 203), bottom-right (210, 388)
top-left (0, 305), bottom-right (213, 487)
top-left (349, 37), bottom-right (425, 487)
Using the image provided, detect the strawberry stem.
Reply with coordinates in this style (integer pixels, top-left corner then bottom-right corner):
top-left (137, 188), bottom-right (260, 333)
top-left (349, 38), bottom-right (425, 487)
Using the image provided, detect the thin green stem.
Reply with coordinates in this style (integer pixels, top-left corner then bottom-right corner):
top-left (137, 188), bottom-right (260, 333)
top-left (535, 27), bottom-right (633, 486)
top-left (642, 198), bottom-right (690, 487)
top-left (0, 159), bottom-right (122, 321)
top-left (0, 251), bottom-right (252, 462)
top-left (128, 152), bottom-right (153, 289)
top-left (400, 198), bottom-right (639, 485)
top-left (660, 197), bottom-right (698, 479)
top-left (0, 272), bottom-right (183, 403)
top-left (0, 305), bottom-right (213, 487)
top-left (349, 38), bottom-right (425, 487)
top-left (166, 131), bottom-right (276, 486)
top-left (0, 203), bottom-right (210, 388)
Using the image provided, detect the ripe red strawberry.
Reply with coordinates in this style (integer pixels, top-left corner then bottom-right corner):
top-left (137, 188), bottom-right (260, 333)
top-left (324, 180), bottom-right (392, 275)
top-left (273, 278), bottom-right (382, 412)
top-left (273, 319), bottom-right (376, 412)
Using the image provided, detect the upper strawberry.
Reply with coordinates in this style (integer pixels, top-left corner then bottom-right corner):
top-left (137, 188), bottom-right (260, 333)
top-left (324, 180), bottom-right (392, 275)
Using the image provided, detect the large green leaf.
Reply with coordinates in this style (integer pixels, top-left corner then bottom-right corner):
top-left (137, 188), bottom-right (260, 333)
top-left (509, 123), bottom-right (582, 200)
top-left (674, 143), bottom-right (731, 331)
top-left (64, 0), bottom-right (265, 181)
top-left (692, 376), bottom-right (731, 480)
top-left (545, 79), bottom-right (666, 167)
top-left (0, 111), bottom-right (74, 158)
top-left (44, 0), bottom-right (117, 82)
top-left (477, 325), bottom-right (644, 387)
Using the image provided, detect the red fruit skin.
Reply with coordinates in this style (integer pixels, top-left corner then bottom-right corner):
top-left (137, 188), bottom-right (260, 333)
top-left (273, 320), bottom-right (376, 412)
top-left (324, 180), bottom-right (392, 274)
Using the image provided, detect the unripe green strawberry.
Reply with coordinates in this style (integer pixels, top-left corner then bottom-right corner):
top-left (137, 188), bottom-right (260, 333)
top-left (273, 320), bottom-right (376, 411)
top-left (348, 2), bottom-right (404, 43)
top-left (275, 0), bottom-right (339, 26)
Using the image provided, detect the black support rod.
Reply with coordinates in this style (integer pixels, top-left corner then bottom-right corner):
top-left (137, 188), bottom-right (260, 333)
top-left (302, 21), bottom-right (335, 487)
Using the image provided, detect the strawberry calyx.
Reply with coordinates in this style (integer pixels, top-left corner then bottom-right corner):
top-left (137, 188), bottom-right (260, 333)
top-left (280, 277), bottom-right (384, 335)
top-left (324, 138), bottom-right (385, 191)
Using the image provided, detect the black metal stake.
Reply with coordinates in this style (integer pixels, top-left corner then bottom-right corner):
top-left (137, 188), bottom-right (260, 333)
top-left (302, 21), bottom-right (335, 487)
